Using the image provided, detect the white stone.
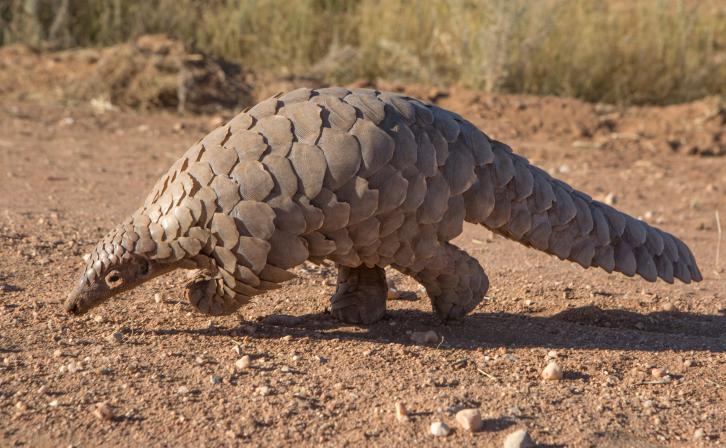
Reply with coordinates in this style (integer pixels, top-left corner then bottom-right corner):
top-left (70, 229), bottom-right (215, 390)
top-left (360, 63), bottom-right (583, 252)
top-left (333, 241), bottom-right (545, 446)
top-left (503, 429), bottom-right (535, 448)
top-left (541, 362), bottom-right (563, 380)
top-left (430, 421), bottom-right (450, 437)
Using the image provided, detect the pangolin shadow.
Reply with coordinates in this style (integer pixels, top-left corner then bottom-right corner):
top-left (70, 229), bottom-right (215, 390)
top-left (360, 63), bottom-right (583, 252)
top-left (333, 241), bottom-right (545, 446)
top-left (147, 305), bottom-right (726, 353)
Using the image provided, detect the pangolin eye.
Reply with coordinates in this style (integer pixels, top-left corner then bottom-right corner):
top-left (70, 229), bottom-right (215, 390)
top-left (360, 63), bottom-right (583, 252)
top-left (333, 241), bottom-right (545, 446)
top-left (138, 259), bottom-right (150, 276)
top-left (105, 270), bottom-right (124, 288)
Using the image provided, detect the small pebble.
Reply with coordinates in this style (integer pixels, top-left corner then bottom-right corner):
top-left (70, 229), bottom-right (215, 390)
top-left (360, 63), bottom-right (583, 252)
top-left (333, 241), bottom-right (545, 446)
top-left (93, 315), bottom-right (104, 323)
top-left (693, 428), bottom-right (705, 440)
top-left (106, 332), bottom-right (124, 344)
top-left (604, 192), bottom-right (617, 205)
top-left (67, 361), bottom-right (81, 373)
top-left (662, 302), bottom-right (675, 312)
top-left (154, 293), bottom-right (163, 304)
top-left (235, 356), bottom-right (251, 370)
top-left (256, 386), bottom-right (271, 396)
top-left (93, 402), bottom-right (114, 421)
top-left (410, 330), bottom-right (439, 344)
top-left (232, 345), bottom-right (243, 356)
top-left (49, 399), bottom-right (59, 408)
top-left (291, 355), bottom-right (301, 362)
top-left (395, 402), bottom-right (409, 423)
top-left (52, 349), bottom-right (63, 358)
top-left (503, 429), bottom-right (535, 448)
top-left (547, 351), bottom-right (558, 359)
top-left (455, 408), bottom-right (482, 432)
top-left (177, 386), bottom-right (189, 395)
top-left (683, 359), bottom-right (694, 368)
top-left (37, 385), bottom-right (48, 395)
top-left (541, 362), bottom-right (563, 380)
top-left (430, 421), bottom-right (450, 437)
top-left (651, 368), bottom-right (667, 378)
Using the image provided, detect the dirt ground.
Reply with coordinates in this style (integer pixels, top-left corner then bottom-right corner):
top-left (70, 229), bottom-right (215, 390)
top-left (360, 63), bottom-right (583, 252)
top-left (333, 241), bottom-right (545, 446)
top-left (1, 74), bottom-right (725, 446)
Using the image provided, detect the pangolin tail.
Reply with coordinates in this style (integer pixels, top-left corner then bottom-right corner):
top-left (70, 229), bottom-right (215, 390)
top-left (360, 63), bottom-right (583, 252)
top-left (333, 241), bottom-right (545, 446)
top-left (463, 140), bottom-right (702, 283)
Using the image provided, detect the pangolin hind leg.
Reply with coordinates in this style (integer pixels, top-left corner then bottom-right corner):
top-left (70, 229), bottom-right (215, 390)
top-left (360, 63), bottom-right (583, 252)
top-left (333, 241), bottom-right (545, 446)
top-left (330, 264), bottom-right (388, 324)
top-left (398, 243), bottom-right (489, 320)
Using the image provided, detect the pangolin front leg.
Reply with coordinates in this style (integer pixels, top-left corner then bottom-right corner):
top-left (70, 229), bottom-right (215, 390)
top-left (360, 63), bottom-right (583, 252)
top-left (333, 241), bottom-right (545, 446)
top-left (329, 264), bottom-right (388, 324)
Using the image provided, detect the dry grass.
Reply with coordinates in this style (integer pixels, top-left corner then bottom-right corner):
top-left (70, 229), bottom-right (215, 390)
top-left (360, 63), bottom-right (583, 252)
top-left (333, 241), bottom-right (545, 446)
top-left (2, 0), bottom-right (724, 104)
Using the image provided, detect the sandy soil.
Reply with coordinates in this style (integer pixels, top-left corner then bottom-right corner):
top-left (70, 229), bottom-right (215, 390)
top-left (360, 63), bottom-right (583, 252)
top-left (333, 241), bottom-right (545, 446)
top-left (1, 83), bottom-right (725, 447)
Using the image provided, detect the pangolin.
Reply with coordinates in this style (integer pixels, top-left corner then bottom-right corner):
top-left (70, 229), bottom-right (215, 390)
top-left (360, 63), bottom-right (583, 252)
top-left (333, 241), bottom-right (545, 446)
top-left (64, 87), bottom-right (702, 324)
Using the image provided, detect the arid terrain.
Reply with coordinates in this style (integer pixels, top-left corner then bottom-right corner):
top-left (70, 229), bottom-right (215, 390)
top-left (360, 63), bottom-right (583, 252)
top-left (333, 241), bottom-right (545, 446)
top-left (1, 46), bottom-right (725, 447)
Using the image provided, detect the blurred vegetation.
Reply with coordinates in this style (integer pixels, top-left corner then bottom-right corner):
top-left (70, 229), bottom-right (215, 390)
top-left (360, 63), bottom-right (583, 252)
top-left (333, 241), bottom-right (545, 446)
top-left (1, 0), bottom-right (724, 105)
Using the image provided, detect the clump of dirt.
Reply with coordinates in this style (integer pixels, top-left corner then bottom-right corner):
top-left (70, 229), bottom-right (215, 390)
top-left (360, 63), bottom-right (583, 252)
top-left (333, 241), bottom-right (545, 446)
top-left (0, 34), bottom-right (253, 113)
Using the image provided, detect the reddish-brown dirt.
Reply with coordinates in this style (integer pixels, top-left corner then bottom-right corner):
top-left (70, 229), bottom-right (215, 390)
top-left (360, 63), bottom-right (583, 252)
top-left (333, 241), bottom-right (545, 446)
top-left (1, 70), bottom-right (725, 446)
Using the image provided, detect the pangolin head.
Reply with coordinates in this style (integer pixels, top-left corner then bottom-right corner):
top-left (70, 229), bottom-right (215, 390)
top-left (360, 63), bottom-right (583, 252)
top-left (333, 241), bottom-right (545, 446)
top-left (64, 227), bottom-right (174, 315)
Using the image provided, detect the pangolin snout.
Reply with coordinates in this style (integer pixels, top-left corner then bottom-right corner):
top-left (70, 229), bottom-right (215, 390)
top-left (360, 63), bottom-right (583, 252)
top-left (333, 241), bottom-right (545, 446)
top-left (64, 299), bottom-right (81, 315)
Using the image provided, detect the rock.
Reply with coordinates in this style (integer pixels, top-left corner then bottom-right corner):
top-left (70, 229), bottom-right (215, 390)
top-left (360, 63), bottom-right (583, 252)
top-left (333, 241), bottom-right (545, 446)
top-left (395, 402), bottom-right (409, 423)
top-left (547, 350), bottom-right (558, 359)
top-left (93, 314), bottom-right (104, 323)
top-left (693, 428), bottom-right (705, 440)
top-left (235, 356), bottom-right (251, 370)
top-left (66, 361), bottom-right (82, 373)
top-left (49, 399), bottom-right (59, 408)
top-left (93, 402), bottom-right (115, 421)
top-left (37, 385), bottom-right (48, 395)
top-left (177, 386), bottom-right (190, 395)
top-left (604, 192), bottom-right (617, 205)
top-left (503, 429), bottom-right (534, 448)
top-left (256, 385), bottom-right (271, 396)
top-left (52, 349), bottom-right (63, 358)
top-left (661, 302), bottom-right (675, 312)
top-left (410, 330), bottom-right (439, 344)
top-left (210, 374), bottom-right (223, 385)
top-left (683, 359), bottom-right (694, 368)
top-left (208, 116), bottom-right (225, 129)
top-left (106, 331), bottom-right (124, 344)
top-left (154, 293), bottom-right (163, 304)
top-left (455, 408), bottom-right (482, 432)
top-left (651, 368), bottom-right (667, 378)
top-left (430, 421), bottom-right (450, 437)
top-left (541, 361), bottom-right (563, 380)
